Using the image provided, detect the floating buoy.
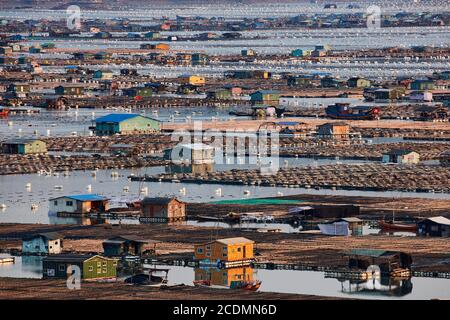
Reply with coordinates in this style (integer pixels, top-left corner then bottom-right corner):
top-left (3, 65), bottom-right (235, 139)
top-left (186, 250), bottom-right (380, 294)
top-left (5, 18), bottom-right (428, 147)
top-left (86, 184), bottom-right (92, 192)
top-left (244, 190), bottom-right (250, 195)
top-left (31, 204), bottom-right (39, 210)
top-left (123, 186), bottom-right (130, 192)
top-left (140, 187), bottom-right (148, 195)
top-left (54, 185), bottom-right (63, 190)
top-left (0, 204), bottom-right (6, 209)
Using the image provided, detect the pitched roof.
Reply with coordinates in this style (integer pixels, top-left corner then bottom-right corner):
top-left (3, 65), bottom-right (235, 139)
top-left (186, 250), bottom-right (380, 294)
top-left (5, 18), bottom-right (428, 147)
top-left (24, 232), bottom-right (63, 241)
top-left (43, 254), bottom-right (94, 263)
top-left (49, 194), bottom-right (109, 202)
top-left (3, 138), bottom-right (44, 145)
top-left (215, 237), bottom-right (254, 245)
top-left (95, 113), bottom-right (161, 124)
top-left (422, 216), bottom-right (450, 226)
top-left (141, 197), bottom-right (182, 205)
top-left (385, 149), bottom-right (417, 156)
top-left (95, 113), bottom-right (140, 123)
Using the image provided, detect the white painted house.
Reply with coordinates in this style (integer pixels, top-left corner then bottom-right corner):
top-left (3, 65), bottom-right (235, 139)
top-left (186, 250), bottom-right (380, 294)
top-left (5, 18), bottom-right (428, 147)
top-left (382, 149), bottom-right (420, 164)
top-left (22, 232), bottom-right (63, 255)
top-left (49, 194), bottom-right (110, 214)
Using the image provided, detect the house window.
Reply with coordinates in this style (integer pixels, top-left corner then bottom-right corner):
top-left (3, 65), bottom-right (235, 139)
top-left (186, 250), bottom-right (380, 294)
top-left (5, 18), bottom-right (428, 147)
top-left (237, 247), bottom-right (242, 252)
top-left (88, 266), bottom-right (94, 272)
top-left (102, 262), bottom-right (107, 266)
top-left (223, 252), bottom-right (227, 257)
top-left (206, 245), bottom-right (211, 250)
top-left (206, 252), bottom-right (211, 257)
top-left (58, 264), bottom-right (66, 272)
top-left (54, 200), bottom-right (58, 206)
top-left (197, 248), bottom-right (203, 254)
top-left (66, 201), bottom-right (73, 206)
top-left (102, 268), bottom-right (107, 273)
top-left (97, 262), bottom-right (102, 267)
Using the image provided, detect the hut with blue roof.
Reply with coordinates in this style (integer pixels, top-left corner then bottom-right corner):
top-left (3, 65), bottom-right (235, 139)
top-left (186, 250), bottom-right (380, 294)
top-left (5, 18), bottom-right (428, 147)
top-left (94, 113), bottom-right (161, 136)
top-left (49, 194), bottom-right (110, 214)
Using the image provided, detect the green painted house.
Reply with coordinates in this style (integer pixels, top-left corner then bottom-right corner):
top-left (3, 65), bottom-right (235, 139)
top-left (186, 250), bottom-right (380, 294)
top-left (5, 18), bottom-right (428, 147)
top-left (2, 139), bottom-right (47, 154)
top-left (95, 114), bottom-right (161, 136)
top-left (43, 254), bottom-right (118, 280)
top-left (250, 90), bottom-right (280, 105)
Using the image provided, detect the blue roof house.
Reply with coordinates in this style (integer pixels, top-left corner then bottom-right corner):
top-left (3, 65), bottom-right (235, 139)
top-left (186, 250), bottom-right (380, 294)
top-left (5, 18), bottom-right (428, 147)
top-left (94, 114), bottom-right (161, 136)
top-left (49, 194), bottom-right (110, 214)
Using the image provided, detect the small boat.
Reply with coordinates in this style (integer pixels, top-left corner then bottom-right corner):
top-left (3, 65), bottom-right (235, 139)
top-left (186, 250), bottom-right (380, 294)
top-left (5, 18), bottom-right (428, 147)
top-left (125, 268), bottom-right (169, 286)
top-left (379, 220), bottom-right (417, 232)
top-left (242, 280), bottom-right (262, 291)
top-left (193, 280), bottom-right (211, 287)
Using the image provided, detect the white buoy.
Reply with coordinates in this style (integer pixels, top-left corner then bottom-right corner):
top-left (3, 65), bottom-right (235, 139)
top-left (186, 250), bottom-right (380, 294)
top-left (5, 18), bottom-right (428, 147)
top-left (54, 185), bottom-right (63, 190)
top-left (0, 204), bottom-right (6, 209)
top-left (91, 171), bottom-right (97, 177)
top-left (244, 190), bottom-right (250, 195)
top-left (123, 186), bottom-right (130, 192)
top-left (46, 129), bottom-right (51, 136)
top-left (86, 184), bottom-right (92, 192)
top-left (140, 187), bottom-right (148, 195)
top-left (215, 188), bottom-right (222, 196)
top-left (31, 204), bottom-right (38, 210)
top-left (179, 187), bottom-right (186, 195)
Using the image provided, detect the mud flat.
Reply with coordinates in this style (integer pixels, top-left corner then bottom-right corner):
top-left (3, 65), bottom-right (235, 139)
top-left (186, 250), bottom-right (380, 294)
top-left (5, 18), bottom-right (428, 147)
top-left (0, 278), bottom-right (333, 300)
top-left (0, 154), bottom-right (165, 175)
top-left (134, 163), bottom-right (450, 193)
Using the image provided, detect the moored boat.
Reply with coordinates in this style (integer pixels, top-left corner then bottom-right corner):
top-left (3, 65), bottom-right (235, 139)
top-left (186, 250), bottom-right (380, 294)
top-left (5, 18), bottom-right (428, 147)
top-left (379, 220), bottom-right (417, 232)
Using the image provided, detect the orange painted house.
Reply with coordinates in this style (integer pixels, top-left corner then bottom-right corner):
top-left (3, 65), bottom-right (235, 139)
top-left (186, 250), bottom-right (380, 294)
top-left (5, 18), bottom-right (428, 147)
top-left (194, 237), bottom-right (254, 267)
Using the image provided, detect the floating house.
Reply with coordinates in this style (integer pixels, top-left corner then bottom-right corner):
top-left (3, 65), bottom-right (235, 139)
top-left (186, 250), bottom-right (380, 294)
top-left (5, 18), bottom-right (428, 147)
top-left (206, 89), bottom-right (232, 100)
top-left (164, 143), bottom-right (215, 165)
top-left (179, 75), bottom-right (205, 86)
top-left (345, 249), bottom-right (412, 276)
top-left (94, 114), bottom-right (161, 136)
top-left (43, 254), bottom-right (118, 280)
top-left (347, 77), bottom-right (371, 88)
top-left (140, 197), bottom-right (186, 222)
top-left (382, 149), bottom-right (420, 164)
top-left (103, 236), bottom-right (158, 256)
top-left (250, 90), bottom-right (280, 105)
top-left (194, 237), bottom-right (255, 268)
top-left (93, 69), bottom-right (114, 80)
top-left (317, 122), bottom-right (350, 140)
top-left (411, 79), bottom-right (435, 91)
top-left (122, 87), bottom-right (153, 98)
top-left (417, 216), bottom-right (450, 237)
top-left (22, 232), bottom-right (64, 255)
top-left (54, 84), bottom-right (85, 96)
top-left (2, 139), bottom-right (47, 155)
top-left (49, 194), bottom-right (110, 214)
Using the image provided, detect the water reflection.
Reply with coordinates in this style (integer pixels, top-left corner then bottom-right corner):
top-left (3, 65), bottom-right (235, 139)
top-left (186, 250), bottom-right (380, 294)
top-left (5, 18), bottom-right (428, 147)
top-left (194, 266), bottom-right (259, 289)
top-left (338, 277), bottom-right (413, 297)
top-left (0, 254), bottom-right (42, 279)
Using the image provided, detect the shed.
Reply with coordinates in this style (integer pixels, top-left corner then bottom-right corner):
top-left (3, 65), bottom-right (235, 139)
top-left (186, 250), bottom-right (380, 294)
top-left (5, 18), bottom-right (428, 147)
top-left (2, 139), bottom-right (47, 155)
top-left (102, 236), bottom-right (159, 256)
top-left (317, 122), bottom-right (350, 140)
top-left (49, 194), bottom-right (110, 214)
top-left (250, 90), bottom-right (280, 105)
top-left (140, 197), bottom-right (186, 222)
top-left (417, 216), bottom-right (450, 237)
top-left (22, 232), bottom-right (64, 255)
top-left (43, 254), bottom-right (118, 280)
top-left (382, 149), bottom-right (420, 164)
top-left (164, 143), bottom-right (215, 165)
top-left (345, 249), bottom-right (412, 275)
top-left (95, 114), bottom-right (161, 135)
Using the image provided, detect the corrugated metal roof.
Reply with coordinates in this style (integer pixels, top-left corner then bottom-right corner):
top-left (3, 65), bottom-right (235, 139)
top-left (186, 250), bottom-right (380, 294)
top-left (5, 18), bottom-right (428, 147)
top-left (50, 194), bottom-right (109, 202)
top-left (347, 249), bottom-right (391, 257)
top-left (425, 216), bottom-right (450, 226)
top-left (95, 113), bottom-right (140, 123)
top-left (215, 237), bottom-right (254, 245)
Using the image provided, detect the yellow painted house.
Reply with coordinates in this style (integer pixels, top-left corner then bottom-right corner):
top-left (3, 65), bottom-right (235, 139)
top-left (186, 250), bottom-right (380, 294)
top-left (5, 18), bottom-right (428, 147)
top-left (180, 75), bottom-right (205, 86)
top-left (194, 237), bottom-right (254, 267)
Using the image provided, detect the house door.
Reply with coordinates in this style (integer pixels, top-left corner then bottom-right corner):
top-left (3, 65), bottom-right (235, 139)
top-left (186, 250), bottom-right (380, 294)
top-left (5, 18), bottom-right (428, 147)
top-left (243, 246), bottom-right (246, 258)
